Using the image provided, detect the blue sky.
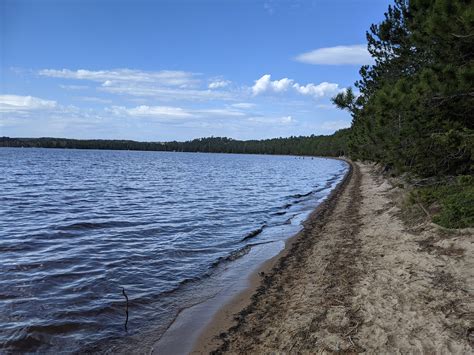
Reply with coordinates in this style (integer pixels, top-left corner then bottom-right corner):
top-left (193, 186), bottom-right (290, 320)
top-left (1, 0), bottom-right (392, 141)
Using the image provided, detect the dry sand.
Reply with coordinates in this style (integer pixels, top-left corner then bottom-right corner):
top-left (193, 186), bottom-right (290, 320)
top-left (194, 161), bottom-right (473, 354)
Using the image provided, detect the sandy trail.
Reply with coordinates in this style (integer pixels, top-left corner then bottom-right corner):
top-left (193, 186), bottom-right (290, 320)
top-left (196, 162), bottom-right (473, 353)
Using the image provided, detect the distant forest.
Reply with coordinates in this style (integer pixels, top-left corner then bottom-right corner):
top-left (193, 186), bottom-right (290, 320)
top-left (0, 129), bottom-right (350, 157)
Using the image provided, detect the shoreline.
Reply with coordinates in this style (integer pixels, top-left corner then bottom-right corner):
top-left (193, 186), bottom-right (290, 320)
top-left (151, 159), bottom-right (352, 354)
top-left (192, 161), bottom-right (473, 353)
top-left (190, 158), bottom-right (354, 353)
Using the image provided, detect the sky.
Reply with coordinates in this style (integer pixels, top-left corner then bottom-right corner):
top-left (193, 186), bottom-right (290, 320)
top-left (0, 0), bottom-right (392, 141)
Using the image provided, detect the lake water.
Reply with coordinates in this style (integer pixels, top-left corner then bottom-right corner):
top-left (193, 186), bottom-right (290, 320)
top-left (0, 148), bottom-right (347, 353)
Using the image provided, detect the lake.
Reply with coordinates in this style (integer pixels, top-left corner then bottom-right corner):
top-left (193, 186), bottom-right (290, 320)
top-left (0, 148), bottom-right (347, 353)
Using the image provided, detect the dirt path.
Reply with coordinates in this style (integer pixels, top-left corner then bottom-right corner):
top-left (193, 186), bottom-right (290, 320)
top-left (353, 164), bottom-right (473, 353)
top-left (200, 162), bottom-right (473, 353)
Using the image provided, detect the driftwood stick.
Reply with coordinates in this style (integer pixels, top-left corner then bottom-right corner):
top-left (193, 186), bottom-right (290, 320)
top-left (417, 202), bottom-right (431, 219)
top-left (122, 287), bottom-right (129, 331)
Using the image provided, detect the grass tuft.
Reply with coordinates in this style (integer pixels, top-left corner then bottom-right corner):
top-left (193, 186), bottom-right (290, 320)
top-left (409, 175), bottom-right (474, 229)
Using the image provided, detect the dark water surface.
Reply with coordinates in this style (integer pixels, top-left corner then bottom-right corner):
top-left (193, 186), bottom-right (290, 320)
top-left (0, 148), bottom-right (347, 353)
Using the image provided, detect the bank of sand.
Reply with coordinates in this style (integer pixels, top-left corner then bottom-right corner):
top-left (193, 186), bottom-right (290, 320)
top-left (194, 161), bottom-right (473, 353)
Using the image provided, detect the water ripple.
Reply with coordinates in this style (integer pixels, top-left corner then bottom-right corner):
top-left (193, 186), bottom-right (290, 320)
top-left (0, 149), bottom-right (347, 353)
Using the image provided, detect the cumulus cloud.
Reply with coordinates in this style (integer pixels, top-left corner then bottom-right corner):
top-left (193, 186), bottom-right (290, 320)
top-left (294, 45), bottom-right (373, 65)
top-left (293, 82), bottom-right (339, 98)
top-left (252, 74), bottom-right (340, 99)
top-left (208, 79), bottom-right (231, 89)
top-left (0, 95), bottom-right (57, 112)
top-left (252, 75), bottom-right (294, 95)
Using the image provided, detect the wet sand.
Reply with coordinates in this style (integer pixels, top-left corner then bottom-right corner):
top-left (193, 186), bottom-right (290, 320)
top-left (193, 161), bottom-right (473, 353)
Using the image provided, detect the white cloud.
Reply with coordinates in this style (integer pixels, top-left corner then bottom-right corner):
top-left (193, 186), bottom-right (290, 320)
top-left (294, 45), bottom-right (373, 65)
top-left (252, 74), bottom-right (340, 99)
top-left (231, 103), bottom-right (256, 109)
top-left (39, 68), bottom-right (200, 87)
top-left (252, 75), bottom-right (271, 95)
top-left (208, 79), bottom-right (231, 89)
top-left (40, 68), bottom-right (237, 102)
top-left (0, 95), bottom-right (57, 112)
top-left (272, 78), bottom-right (293, 92)
top-left (293, 82), bottom-right (340, 98)
top-left (39, 68), bottom-right (243, 103)
top-left (108, 105), bottom-right (195, 119)
top-left (99, 84), bottom-right (234, 101)
top-left (252, 75), bottom-right (294, 96)
top-left (107, 105), bottom-right (246, 120)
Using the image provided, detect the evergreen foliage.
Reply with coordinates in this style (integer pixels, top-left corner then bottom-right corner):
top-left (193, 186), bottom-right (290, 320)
top-left (332, 0), bottom-right (473, 177)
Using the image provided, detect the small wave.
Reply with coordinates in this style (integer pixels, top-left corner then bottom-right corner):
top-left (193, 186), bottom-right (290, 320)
top-left (327, 174), bottom-right (341, 183)
top-left (4, 321), bottom-right (96, 353)
top-left (0, 243), bottom-right (31, 253)
top-left (283, 198), bottom-right (306, 209)
top-left (167, 243), bottom-right (270, 297)
top-left (313, 186), bottom-right (329, 193)
top-left (209, 240), bottom-right (278, 273)
top-left (0, 293), bottom-right (19, 301)
top-left (223, 245), bottom-right (252, 262)
top-left (57, 221), bottom-right (135, 231)
top-left (288, 191), bottom-right (313, 199)
top-left (165, 246), bottom-right (222, 258)
top-left (241, 224), bottom-right (266, 242)
top-left (25, 322), bottom-right (87, 335)
top-left (211, 245), bottom-right (252, 269)
top-left (122, 186), bottom-right (139, 191)
top-left (4, 334), bottom-right (45, 353)
top-left (178, 275), bottom-right (207, 287)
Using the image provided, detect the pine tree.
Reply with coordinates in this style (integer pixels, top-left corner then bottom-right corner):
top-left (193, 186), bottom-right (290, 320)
top-left (333, 0), bottom-right (473, 176)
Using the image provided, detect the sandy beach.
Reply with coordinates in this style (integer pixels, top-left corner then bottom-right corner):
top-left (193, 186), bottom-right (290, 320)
top-left (194, 161), bottom-right (473, 353)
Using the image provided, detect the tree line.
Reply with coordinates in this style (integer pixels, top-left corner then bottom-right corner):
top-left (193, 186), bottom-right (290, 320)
top-left (0, 129), bottom-right (350, 157)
